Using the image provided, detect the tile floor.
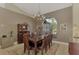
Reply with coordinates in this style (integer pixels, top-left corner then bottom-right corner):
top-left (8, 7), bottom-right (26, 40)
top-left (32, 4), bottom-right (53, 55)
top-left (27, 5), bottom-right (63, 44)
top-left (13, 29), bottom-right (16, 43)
top-left (0, 41), bottom-right (69, 55)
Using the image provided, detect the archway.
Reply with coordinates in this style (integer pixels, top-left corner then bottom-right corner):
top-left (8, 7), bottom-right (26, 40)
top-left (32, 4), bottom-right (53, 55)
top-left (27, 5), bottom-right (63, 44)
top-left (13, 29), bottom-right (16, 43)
top-left (51, 18), bottom-right (57, 38)
top-left (43, 17), bottom-right (57, 38)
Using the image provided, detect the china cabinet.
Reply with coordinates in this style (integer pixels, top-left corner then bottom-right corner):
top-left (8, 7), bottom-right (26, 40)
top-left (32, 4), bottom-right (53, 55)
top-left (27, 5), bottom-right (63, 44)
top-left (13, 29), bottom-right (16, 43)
top-left (17, 24), bottom-right (28, 44)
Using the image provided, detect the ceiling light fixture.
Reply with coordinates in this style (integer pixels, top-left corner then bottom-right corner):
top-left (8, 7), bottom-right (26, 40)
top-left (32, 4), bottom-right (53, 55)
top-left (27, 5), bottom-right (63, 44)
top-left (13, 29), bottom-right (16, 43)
top-left (33, 3), bottom-right (45, 21)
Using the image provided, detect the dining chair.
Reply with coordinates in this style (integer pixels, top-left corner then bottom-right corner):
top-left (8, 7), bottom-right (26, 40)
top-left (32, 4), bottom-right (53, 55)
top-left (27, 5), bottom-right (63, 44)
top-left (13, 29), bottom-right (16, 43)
top-left (48, 34), bottom-right (53, 48)
top-left (31, 32), bottom-right (45, 55)
top-left (42, 33), bottom-right (52, 53)
top-left (38, 35), bottom-right (49, 53)
top-left (23, 31), bottom-right (35, 54)
top-left (37, 34), bottom-right (53, 54)
top-left (36, 39), bottom-right (45, 54)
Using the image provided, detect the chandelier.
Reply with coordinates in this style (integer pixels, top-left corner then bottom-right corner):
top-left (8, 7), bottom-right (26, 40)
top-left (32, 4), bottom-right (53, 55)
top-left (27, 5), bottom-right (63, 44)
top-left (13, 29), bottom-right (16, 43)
top-left (33, 3), bottom-right (45, 21)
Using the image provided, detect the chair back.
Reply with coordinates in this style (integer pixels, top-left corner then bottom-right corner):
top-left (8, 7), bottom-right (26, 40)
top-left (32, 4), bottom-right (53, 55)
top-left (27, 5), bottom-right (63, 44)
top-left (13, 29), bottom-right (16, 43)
top-left (23, 31), bottom-right (30, 49)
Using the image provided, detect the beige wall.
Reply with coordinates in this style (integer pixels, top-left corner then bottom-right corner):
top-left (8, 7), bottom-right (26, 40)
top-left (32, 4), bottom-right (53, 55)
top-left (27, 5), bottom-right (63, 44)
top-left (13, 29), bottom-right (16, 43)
top-left (72, 4), bottom-right (79, 42)
top-left (0, 3), bottom-right (30, 17)
top-left (44, 6), bottom-right (72, 42)
top-left (4, 3), bottom-right (31, 17)
top-left (0, 7), bottom-right (34, 45)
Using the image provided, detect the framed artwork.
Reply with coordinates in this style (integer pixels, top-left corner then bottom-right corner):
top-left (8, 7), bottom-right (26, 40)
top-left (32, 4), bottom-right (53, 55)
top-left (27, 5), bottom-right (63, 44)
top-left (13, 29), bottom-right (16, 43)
top-left (60, 23), bottom-right (67, 32)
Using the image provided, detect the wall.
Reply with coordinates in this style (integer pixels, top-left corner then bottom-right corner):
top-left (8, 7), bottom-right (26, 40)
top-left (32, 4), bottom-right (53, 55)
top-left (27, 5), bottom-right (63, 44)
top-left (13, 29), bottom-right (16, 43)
top-left (72, 4), bottom-right (79, 42)
top-left (44, 6), bottom-right (73, 42)
top-left (4, 3), bottom-right (31, 17)
top-left (0, 3), bottom-right (30, 18)
top-left (0, 7), bottom-right (34, 45)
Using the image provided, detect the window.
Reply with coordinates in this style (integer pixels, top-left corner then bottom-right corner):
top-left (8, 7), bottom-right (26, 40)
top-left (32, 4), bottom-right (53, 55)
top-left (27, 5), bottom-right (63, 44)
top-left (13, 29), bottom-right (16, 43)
top-left (52, 18), bottom-right (57, 35)
top-left (43, 17), bottom-right (57, 38)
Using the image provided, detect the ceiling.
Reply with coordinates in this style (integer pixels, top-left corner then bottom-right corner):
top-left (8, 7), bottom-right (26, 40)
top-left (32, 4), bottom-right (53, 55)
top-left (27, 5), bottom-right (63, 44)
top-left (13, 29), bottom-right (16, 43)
top-left (0, 3), bottom-right (72, 17)
top-left (14, 3), bottom-right (72, 17)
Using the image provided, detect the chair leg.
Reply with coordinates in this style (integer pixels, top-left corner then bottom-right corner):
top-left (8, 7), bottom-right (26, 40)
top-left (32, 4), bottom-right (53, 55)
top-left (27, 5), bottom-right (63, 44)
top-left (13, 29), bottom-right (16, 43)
top-left (45, 46), bottom-right (47, 53)
top-left (24, 45), bottom-right (26, 53)
top-left (28, 50), bottom-right (30, 55)
top-left (34, 50), bottom-right (38, 55)
top-left (49, 43), bottom-right (50, 48)
top-left (41, 49), bottom-right (43, 55)
top-left (51, 42), bottom-right (52, 46)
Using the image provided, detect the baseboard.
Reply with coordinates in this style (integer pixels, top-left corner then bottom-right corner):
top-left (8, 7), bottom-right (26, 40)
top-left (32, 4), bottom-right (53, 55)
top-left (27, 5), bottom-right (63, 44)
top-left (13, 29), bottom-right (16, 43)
top-left (52, 41), bottom-right (68, 45)
top-left (0, 45), bottom-right (1, 49)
